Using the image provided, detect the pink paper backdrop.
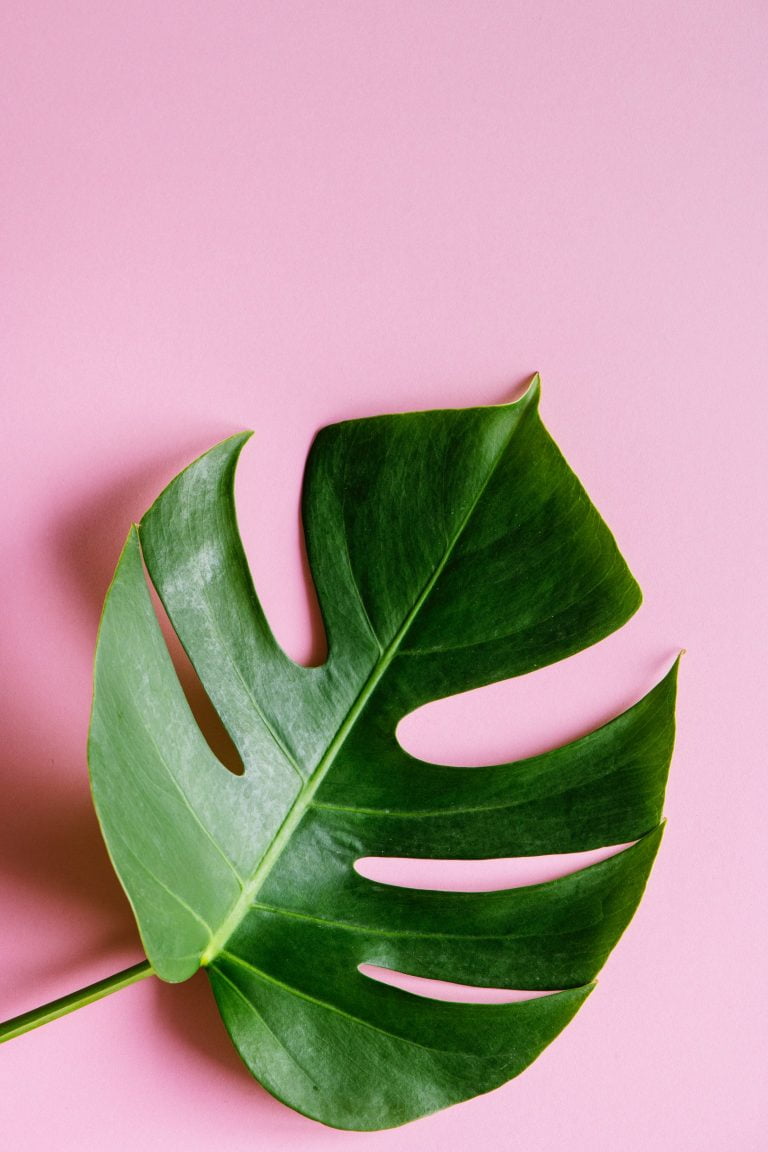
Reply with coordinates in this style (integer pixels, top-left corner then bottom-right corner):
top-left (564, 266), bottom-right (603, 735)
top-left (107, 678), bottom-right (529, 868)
top-left (1, 3), bottom-right (765, 1148)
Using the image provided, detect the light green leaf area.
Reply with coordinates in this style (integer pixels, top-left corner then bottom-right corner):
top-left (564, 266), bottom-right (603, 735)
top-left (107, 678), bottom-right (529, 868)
top-left (88, 379), bottom-right (676, 1130)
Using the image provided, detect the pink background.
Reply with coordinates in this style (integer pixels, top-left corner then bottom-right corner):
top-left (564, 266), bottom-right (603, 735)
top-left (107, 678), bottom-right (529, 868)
top-left (1, 3), bottom-right (765, 1148)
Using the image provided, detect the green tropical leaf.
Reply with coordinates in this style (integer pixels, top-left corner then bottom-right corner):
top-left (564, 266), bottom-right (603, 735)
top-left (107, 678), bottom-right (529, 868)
top-left (87, 377), bottom-right (676, 1130)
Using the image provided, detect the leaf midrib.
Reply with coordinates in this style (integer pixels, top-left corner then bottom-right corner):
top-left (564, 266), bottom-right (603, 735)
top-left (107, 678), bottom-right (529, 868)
top-left (200, 414), bottom-right (523, 965)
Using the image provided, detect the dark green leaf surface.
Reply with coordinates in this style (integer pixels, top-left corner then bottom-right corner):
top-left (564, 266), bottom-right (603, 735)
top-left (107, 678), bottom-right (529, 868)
top-left (88, 379), bottom-right (676, 1129)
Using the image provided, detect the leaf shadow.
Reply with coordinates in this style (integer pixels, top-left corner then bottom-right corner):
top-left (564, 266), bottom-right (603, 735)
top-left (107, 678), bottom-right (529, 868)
top-left (0, 444), bottom-right (225, 988)
top-left (0, 449), bottom-right (198, 1005)
top-left (0, 702), bottom-right (139, 1003)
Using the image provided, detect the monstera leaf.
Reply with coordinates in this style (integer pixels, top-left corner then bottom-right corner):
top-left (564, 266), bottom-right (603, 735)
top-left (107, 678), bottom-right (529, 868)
top-left (86, 378), bottom-right (676, 1130)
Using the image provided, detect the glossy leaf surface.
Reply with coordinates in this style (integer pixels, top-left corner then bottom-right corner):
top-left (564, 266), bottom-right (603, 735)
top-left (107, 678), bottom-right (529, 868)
top-left (88, 380), bottom-right (676, 1129)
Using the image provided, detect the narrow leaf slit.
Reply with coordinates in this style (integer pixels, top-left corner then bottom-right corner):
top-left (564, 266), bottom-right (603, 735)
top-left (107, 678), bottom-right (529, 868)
top-left (145, 575), bottom-right (245, 776)
top-left (354, 842), bottom-right (634, 892)
top-left (359, 965), bottom-right (561, 1004)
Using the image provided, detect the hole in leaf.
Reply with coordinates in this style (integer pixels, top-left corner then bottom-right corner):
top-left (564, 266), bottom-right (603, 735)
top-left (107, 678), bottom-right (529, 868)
top-left (355, 842), bottom-right (632, 892)
top-left (145, 576), bottom-right (245, 777)
top-left (234, 434), bottom-right (328, 668)
top-left (396, 628), bottom-right (669, 768)
top-left (359, 965), bottom-right (558, 1004)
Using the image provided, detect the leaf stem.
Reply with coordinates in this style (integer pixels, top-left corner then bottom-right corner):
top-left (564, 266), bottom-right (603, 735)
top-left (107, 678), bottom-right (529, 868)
top-left (0, 960), bottom-right (155, 1044)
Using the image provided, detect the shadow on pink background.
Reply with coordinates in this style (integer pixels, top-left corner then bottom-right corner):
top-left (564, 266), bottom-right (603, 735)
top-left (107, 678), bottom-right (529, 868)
top-left (1, 2), bottom-right (765, 1149)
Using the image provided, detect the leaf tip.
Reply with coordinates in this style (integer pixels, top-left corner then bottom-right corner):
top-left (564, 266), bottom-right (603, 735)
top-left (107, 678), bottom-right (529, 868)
top-left (520, 371), bottom-right (541, 408)
top-left (662, 650), bottom-right (684, 686)
top-left (495, 373), bottom-right (541, 413)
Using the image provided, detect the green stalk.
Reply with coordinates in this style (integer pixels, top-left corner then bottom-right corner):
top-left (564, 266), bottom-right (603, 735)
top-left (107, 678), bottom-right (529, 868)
top-left (0, 960), bottom-right (154, 1044)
